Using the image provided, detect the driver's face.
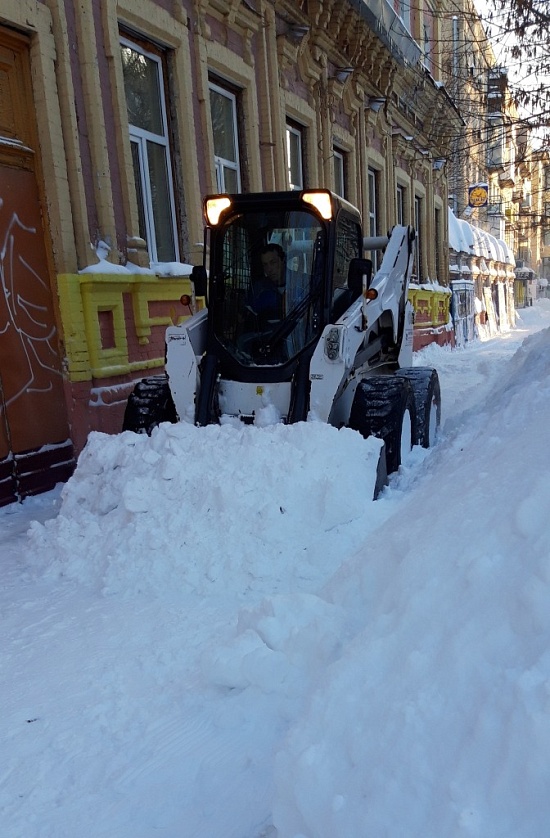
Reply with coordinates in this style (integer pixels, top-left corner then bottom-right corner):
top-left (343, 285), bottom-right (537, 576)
top-left (261, 251), bottom-right (285, 286)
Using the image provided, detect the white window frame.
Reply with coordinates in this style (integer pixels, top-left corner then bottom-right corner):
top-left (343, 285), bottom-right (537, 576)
top-left (397, 0), bottom-right (411, 33)
top-left (286, 123), bottom-right (304, 191)
top-left (333, 148), bottom-right (346, 198)
top-left (434, 204), bottom-right (442, 280)
top-left (368, 168), bottom-right (377, 237)
top-left (368, 167), bottom-right (380, 271)
top-left (121, 36), bottom-right (179, 264)
top-left (209, 81), bottom-right (242, 193)
top-left (414, 194), bottom-right (424, 282)
top-left (423, 22), bottom-right (432, 73)
top-left (396, 184), bottom-right (405, 226)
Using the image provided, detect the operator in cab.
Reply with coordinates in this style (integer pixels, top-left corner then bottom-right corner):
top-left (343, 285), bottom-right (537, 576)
top-left (237, 239), bottom-right (313, 361)
top-left (247, 244), bottom-right (287, 324)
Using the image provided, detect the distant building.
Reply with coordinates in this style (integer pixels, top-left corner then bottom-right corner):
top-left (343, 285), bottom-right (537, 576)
top-left (439, 0), bottom-right (534, 339)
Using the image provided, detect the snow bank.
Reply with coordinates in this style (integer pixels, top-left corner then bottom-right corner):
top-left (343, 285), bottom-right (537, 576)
top-left (7, 304), bottom-right (550, 838)
top-left (27, 422), bottom-right (382, 599)
top-left (272, 326), bottom-right (550, 837)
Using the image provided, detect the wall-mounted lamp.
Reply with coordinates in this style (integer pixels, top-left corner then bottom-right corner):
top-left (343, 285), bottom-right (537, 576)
top-left (432, 158), bottom-right (446, 171)
top-left (287, 23), bottom-right (310, 41)
top-left (392, 128), bottom-right (414, 142)
top-left (332, 67), bottom-right (354, 83)
top-left (365, 96), bottom-right (386, 113)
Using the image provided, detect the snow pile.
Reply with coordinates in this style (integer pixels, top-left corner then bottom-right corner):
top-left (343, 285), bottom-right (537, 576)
top-left (272, 325), bottom-right (550, 837)
top-left (4, 304), bottom-right (550, 838)
top-left (202, 592), bottom-right (348, 696)
top-left (28, 421), bottom-right (382, 598)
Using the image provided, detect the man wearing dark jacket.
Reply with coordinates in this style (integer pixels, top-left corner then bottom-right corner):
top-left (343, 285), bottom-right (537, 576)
top-left (248, 244), bottom-right (287, 323)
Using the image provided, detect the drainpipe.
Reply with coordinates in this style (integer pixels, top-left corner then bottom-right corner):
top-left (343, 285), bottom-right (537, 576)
top-left (452, 17), bottom-right (459, 85)
top-left (451, 16), bottom-right (460, 216)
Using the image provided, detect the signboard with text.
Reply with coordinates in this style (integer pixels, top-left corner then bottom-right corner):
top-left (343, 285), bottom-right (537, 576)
top-left (469, 184), bottom-right (488, 208)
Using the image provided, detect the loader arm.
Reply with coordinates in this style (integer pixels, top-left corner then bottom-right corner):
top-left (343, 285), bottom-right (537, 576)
top-left (364, 225), bottom-right (415, 343)
top-left (309, 224), bottom-right (415, 423)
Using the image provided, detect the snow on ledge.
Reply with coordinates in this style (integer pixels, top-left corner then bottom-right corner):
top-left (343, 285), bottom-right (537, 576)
top-left (78, 241), bottom-right (194, 277)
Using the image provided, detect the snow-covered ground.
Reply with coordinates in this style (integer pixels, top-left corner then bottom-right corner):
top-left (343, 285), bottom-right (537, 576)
top-left (2, 302), bottom-right (550, 837)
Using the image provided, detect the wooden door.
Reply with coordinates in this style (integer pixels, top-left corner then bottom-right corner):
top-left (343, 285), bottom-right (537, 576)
top-left (0, 28), bottom-right (74, 506)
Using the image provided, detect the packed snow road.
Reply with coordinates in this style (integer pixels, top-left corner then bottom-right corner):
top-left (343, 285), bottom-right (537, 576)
top-left (2, 301), bottom-right (550, 837)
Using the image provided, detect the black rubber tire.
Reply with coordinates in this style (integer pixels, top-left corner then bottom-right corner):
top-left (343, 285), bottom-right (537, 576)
top-left (349, 375), bottom-right (417, 479)
top-left (122, 375), bottom-right (178, 434)
top-left (396, 367), bottom-right (441, 448)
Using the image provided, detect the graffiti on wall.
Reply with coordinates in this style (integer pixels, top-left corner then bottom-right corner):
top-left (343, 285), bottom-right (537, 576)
top-left (0, 165), bottom-right (71, 456)
top-left (0, 195), bottom-right (64, 409)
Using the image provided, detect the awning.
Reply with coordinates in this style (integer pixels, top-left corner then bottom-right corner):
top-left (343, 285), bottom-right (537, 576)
top-left (448, 208), bottom-right (515, 268)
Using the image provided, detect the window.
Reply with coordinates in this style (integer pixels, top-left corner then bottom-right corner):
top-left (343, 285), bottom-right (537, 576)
top-left (333, 148), bottom-right (346, 198)
top-left (335, 214), bottom-right (362, 288)
top-left (286, 123), bottom-right (304, 190)
top-left (435, 206), bottom-right (442, 281)
top-left (121, 37), bottom-right (179, 263)
top-left (395, 0), bottom-right (411, 32)
top-left (396, 184), bottom-right (405, 226)
top-left (368, 167), bottom-right (380, 271)
top-left (368, 168), bottom-right (377, 237)
top-left (209, 82), bottom-right (242, 193)
top-left (487, 118), bottom-right (504, 169)
top-left (487, 69), bottom-right (506, 112)
top-left (423, 21), bottom-right (433, 74)
top-left (214, 207), bottom-right (325, 364)
top-left (332, 213), bottom-right (362, 317)
top-left (487, 181), bottom-right (502, 216)
top-left (414, 195), bottom-right (424, 282)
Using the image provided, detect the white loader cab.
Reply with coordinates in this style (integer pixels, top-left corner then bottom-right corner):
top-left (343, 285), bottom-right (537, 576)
top-left (124, 190), bottom-right (441, 496)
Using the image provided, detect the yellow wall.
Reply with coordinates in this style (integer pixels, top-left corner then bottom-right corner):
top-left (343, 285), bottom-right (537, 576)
top-left (58, 274), bottom-right (195, 381)
top-left (409, 287), bottom-right (451, 329)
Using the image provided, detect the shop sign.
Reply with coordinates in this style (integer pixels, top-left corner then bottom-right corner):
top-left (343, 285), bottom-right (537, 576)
top-left (469, 184), bottom-right (488, 207)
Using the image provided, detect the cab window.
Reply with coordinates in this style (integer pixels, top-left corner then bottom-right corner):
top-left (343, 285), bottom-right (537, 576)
top-left (332, 213), bottom-right (362, 318)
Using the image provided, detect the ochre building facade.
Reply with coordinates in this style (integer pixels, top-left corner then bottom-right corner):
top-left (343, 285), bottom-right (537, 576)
top-left (0, 0), bottom-right (463, 503)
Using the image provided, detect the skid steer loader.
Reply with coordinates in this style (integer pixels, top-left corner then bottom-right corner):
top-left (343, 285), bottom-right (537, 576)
top-left (123, 190), bottom-right (441, 495)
